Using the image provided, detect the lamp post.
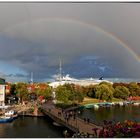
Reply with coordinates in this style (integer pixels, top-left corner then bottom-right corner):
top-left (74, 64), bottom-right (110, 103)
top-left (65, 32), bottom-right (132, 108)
top-left (75, 110), bottom-right (78, 138)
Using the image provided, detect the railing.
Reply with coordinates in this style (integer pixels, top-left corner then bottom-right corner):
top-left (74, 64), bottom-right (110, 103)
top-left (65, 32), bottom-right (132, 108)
top-left (41, 104), bottom-right (101, 135)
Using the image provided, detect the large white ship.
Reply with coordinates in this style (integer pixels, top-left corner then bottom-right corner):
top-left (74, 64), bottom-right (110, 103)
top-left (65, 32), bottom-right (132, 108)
top-left (49, 60), bottom-right (112, 88)
top-left (49, 74), bottom-right (112, 88)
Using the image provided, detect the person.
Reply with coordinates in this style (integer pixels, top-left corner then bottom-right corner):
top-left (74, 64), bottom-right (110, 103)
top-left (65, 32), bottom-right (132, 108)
top-left (84, 118), bottom-right (86, 122)
top-left (87, 118), bottom-right (90, 123)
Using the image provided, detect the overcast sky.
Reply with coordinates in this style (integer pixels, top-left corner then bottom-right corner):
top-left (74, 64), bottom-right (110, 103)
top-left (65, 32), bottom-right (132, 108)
top-left (0, 2), bottom-right (140, 82)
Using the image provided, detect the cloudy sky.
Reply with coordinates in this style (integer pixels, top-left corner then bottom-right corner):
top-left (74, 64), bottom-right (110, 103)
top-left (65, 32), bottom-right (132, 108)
top-left (0, 2), bottom-right (140, 82)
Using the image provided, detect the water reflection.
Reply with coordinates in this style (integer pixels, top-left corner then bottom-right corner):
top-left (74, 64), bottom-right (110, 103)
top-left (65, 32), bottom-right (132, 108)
top-left (79, 105), bottom-right (140, 125)
top-left (0, 116), bottom-right (64, 138)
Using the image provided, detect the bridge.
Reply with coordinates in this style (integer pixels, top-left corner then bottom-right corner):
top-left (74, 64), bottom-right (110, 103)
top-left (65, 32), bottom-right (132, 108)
top-left (41, 102), bottom-right (101, 136)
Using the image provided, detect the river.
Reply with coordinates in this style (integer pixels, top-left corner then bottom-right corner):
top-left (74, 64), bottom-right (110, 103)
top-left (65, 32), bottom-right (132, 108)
top-left (78, 104), bottom-right (140, 125)
top-left (0, 105), bottom-right (140, 138)
top-left (0, 116), bottom-right (64, 138)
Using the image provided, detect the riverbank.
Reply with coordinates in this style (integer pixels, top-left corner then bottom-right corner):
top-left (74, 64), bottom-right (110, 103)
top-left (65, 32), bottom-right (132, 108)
top-left (78, 97), bottom-right (140, 107)
top-left (10, 102), bottom-right (45, 117)
top-left (80, 97), bottom-right (124, 105)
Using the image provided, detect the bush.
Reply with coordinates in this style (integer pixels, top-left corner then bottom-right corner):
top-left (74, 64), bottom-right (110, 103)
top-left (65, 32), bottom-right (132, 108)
top-left (93, 120), bottom-right (140, 138)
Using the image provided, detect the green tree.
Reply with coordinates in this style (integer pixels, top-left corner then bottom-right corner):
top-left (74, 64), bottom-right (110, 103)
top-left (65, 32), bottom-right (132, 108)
top-left (94, 84), bottom-right (114, 101)
top-left (55, 84), bottom-right (86, 104)
top-left (10, 84), bottom-right (16, 95)
top-left (43, 86), bottom-right (52, 99)
top-left (114, 86), bottom-right (130, 100)
top-left (15, 83), bottom-right (28, 103)
top-left (128, 82), bottom-right (140, 96)
top-left (55, 85), bottom-right (71, 103)
top-left (99, 82), bottom-right (114, 92)
top-left (72, 84), bottom-right (86, 103)
top-left (34, 85), bottom-right (52, 99)
top-left (86, 85), bottom-right (96, 98)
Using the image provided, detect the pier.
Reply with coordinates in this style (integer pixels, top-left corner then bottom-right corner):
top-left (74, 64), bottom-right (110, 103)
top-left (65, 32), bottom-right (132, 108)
top-left (41, 102), bottom-right (101, 135)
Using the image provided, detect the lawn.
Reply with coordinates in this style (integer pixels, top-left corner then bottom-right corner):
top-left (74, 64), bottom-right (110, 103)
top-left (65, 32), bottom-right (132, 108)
top-left (79, 97), bottom-right (124, 105)
top-left (79, 97), bottom-right (100, 105)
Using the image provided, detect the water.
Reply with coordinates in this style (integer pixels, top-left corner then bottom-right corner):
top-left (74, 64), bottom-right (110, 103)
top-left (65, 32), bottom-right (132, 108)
top-left (0, 116), bottom-right (64, 138)
top-left (0, 105), bottom-right (140, 137)
top-left (79, 105), bottom-right (140, 125)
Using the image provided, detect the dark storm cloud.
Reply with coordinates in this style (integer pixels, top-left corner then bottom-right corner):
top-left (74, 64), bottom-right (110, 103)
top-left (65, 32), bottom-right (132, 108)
top-left (0, 3), bottom-right (140, 81)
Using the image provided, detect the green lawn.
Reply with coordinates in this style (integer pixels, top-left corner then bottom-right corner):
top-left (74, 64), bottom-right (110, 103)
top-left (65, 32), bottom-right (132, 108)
top-left (79, 97), bottom-right (124, 105)
top-left (79, 97), bottom-right (100, 105)
top-left (112, 97), bottom-right (124, 102)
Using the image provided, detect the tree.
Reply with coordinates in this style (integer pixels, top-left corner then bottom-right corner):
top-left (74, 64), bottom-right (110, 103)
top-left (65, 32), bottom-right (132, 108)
top-left (94, 84), bottom-right (114, 101)
top-left (72, 84), bottom-right (86, 103)
top-left (86, 85), bottom-right (96, 98)
top-left (43, 86), bottom-right (52, 99)
top-left (128, 82), bottom-right (140, 96)
top-left (15, 83), bottom-right (28, 103)
top-left (55, 84), bottom-right (86, 104)
top-left (10, 84), bottom-right (16, 95)
top-left (99, 82), bottom-right (114, 92)
top-left (55, 85), bottom-right (71, 103)
top-left (34, 85), bottom-right (52, 100)
top-left (114, 86), bottom-right (130, 100)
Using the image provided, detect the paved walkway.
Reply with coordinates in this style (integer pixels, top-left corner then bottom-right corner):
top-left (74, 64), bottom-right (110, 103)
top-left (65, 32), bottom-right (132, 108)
top-left (41, 102), bottom-right (101, 135)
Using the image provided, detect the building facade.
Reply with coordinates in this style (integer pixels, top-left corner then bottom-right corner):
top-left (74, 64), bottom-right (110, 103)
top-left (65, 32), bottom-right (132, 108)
top-left (0, 78), bottom-right (5, 105)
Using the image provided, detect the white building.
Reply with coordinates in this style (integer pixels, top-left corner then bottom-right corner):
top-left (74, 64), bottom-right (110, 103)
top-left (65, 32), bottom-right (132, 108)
top-left (0, 78), bottom-right (5, 106)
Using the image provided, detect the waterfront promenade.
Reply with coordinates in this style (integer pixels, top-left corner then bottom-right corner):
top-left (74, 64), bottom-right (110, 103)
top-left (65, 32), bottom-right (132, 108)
top-left (41, 102), bottom-right (101, 135)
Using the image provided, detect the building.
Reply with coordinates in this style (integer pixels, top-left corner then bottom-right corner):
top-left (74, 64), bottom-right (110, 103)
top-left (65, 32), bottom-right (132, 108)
top-left (5, 82), bottom-right (11, 95)
top-left (0, 78), bottom-right (6, 105)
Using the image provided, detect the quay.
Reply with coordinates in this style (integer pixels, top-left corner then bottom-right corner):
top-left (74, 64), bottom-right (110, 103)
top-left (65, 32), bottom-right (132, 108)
top-left (41, 102), bottom-right (101, 135)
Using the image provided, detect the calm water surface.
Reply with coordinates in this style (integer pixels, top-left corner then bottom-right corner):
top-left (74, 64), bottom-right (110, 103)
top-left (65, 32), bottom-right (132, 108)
top-left (79, 105), bottom-right (140, 125)
top-left (0, 105), bottom-right (140, 138)
top-left (0, 116), bottom-right (64, 138)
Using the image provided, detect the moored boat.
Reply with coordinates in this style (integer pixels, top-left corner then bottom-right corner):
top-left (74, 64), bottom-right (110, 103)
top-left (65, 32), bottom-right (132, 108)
top-left (5, 110), bottom-right (18, 118)
top-left (133, 102), bottom-right (140, 106)
top-left (0, 116), bottom-right (14, 123)
top-left (0, 110), bottom-right (18, 123)
top-left (93, 104), bottom-right (99, 109)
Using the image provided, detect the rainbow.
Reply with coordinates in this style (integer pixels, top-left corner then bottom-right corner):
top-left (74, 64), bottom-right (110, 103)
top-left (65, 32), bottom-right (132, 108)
top-left (58, 17), bottom-right (140, 64)
top-left (4, 17), bottom-right (140, 64)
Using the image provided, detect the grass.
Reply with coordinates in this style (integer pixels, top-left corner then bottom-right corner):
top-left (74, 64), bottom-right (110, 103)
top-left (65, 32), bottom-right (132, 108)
top-left (55, 102), bottom-right (76, 109)
top-left (112, 98), bottom-right (124, 102)
top-left (55, 97), bottom-right (124, 108)
top-left (79, 97), bottom-right (100, 105)
top-left (79, 97), bottom-right (124, 105)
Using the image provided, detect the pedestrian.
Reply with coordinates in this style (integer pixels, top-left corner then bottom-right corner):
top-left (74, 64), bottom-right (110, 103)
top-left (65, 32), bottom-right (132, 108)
top-left (87, 118), bottom-right (90, 123)
top-left (84, 118), bottom-right (86, 122)
top-left (73, 114), bottom-right (76, 120)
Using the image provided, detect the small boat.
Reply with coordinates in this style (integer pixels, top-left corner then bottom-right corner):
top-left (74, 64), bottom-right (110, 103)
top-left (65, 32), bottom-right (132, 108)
top-left (0, 110), bottom-right (18, 123)
top-left (0, 116), bottom-right (14, 123)
top-left (93, 104), bottom-right (99, 109)
top-left (53, 122), bottom-right (62, 126)
top-left (133, 102), bottom-right (140, 106)
top-left (118, 102), bottom-right (124, 106)
top-left (5, 110), bottom-right (18, 119)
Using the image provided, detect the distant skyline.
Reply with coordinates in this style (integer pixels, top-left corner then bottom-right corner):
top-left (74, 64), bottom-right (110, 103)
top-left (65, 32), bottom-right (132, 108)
top-left (0, 2), bottom-right (140, 82)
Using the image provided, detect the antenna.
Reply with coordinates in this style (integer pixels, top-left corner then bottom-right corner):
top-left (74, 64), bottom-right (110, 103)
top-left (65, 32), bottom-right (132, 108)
top-left (59, 58), bottom-right (62, 82)
top-left (31, 72), bottom-right (33, 84)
